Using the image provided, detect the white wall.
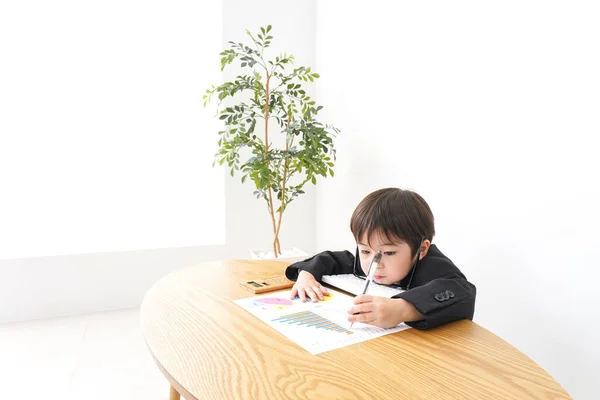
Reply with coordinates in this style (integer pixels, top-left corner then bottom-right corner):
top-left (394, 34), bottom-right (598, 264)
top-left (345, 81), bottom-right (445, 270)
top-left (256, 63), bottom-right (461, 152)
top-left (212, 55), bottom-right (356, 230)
top-left (316, 1), bottom-right (599, 398)
top-left (0, 0), bottom-right (317, 323)
top-left (1, 0), bottom-right (226, 260)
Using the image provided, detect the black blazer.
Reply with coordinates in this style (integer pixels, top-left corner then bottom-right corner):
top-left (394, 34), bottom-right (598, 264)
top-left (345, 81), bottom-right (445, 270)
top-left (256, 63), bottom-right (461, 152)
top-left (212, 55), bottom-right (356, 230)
top-left (285, 244), bottom-right (476, 330)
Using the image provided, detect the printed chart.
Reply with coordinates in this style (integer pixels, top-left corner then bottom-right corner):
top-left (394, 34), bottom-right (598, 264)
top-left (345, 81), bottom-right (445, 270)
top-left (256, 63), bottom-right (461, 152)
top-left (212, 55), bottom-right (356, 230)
top-left (273, 310), bottom-right (354, 334)
top-left (235, 289), bottom-right (410, 354)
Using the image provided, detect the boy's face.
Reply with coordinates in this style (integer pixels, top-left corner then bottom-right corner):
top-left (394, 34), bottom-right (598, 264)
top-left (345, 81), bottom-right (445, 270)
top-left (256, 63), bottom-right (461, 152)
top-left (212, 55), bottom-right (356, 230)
top-left (357, 231), bottom-right (416, 285)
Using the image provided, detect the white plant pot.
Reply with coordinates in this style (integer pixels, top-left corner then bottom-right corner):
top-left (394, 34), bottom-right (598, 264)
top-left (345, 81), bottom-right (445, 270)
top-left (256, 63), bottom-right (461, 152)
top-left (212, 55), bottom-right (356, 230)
top-left (250, 247), bottom-right (308, 263)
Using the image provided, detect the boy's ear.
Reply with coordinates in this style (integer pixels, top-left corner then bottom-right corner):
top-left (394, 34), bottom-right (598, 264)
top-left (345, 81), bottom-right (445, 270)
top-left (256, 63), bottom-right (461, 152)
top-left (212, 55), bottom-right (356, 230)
top-left (418, 240), bottom-right (431, 260)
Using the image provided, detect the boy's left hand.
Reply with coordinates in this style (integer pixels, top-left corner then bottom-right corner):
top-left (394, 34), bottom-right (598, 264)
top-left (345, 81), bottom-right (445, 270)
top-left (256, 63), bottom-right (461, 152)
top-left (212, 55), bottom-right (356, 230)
top-left (347, 295), bottom-right (423, 328)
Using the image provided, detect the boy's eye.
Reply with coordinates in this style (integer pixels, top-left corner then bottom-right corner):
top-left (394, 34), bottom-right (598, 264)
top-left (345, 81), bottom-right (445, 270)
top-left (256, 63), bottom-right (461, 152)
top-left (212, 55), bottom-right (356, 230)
top-left (360, 249), bottom-right (371, 255)
top-left (383, 251), bottom-right (396, 256)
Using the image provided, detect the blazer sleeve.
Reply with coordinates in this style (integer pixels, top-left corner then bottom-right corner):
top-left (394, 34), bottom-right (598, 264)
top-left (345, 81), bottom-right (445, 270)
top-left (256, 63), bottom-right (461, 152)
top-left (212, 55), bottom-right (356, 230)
top-left (285, 250), bottom-right (355, 282)
top-left (393, 273), bottom-right (476, 330)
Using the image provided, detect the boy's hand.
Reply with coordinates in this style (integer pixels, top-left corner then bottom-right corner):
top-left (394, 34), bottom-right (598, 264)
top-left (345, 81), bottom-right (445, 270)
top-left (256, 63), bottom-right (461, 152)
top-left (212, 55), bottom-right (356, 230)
top-left (290, 270), bottom-right (330, 302)
top-left (347, 296), bottom-right (423, 328)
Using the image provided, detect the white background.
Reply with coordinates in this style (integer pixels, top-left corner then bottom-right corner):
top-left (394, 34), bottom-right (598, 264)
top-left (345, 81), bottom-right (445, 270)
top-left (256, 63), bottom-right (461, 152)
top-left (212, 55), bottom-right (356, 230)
top-left (0, 0), bottom-right (225, 258)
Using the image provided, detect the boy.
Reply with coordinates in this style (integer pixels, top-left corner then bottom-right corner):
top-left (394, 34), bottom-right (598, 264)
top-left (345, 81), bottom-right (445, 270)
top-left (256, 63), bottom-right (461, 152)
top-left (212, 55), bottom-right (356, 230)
top-left (285, 188), bottom-right (476, 330)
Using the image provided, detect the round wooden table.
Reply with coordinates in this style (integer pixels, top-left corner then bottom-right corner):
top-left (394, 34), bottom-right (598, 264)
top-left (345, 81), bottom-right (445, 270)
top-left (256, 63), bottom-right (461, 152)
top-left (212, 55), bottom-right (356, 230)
top-left (140, 260), bottom-right (570, 400)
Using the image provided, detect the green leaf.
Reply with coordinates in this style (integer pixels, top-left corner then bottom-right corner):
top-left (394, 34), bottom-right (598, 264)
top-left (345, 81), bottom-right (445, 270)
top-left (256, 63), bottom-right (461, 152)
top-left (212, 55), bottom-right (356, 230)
top-left (311, 175), bottom-right (316, 185)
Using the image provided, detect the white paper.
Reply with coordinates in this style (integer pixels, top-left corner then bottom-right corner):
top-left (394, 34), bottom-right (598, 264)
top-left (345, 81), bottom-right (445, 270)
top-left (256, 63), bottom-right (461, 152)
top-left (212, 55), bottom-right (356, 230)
top-left (234, 288), bottom-right (411, 355)
top-left (321, 274), bottom-right (405, 297)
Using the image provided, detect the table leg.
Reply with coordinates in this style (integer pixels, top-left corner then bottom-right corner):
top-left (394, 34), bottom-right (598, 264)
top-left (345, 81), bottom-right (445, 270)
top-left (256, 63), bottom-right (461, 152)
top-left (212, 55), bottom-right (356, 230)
top-left (169, 385), bottom-right (180, 400)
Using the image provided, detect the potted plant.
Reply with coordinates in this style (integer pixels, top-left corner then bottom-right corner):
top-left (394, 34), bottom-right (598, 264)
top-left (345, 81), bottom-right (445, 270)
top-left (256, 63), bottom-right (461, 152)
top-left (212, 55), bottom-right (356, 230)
top-left (203, 25), bottom-right (339, 259)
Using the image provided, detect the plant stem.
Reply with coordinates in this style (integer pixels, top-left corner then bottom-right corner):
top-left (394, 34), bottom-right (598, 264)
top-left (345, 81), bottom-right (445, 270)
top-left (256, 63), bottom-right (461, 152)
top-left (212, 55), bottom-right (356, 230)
top-left (268, 185), bottom-right (279, 257)
top-left (264, 73), bottom-right (270, 151)
top-left (273, 115), bottom-right (292, 255)
top-left (264, 72), bottom-right (279, 258)
top-left (273, 168), bottom-right (286, 256)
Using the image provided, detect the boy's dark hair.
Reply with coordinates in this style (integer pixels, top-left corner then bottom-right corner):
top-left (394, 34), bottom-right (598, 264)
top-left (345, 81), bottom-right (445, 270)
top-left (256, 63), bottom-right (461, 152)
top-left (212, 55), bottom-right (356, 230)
top-left (350, 188), bottom-right (435, 255)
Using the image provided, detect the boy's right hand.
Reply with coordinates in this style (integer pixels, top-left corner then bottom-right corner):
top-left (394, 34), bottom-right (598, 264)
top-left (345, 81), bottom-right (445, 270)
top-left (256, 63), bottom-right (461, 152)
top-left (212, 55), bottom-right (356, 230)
top-left (290, 270), bottom-right (330, 302)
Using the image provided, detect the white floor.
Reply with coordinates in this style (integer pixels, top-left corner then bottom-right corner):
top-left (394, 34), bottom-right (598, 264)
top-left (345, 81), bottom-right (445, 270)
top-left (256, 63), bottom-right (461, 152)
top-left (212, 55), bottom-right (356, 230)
top-left (0, 308), bottom-right (170, 400)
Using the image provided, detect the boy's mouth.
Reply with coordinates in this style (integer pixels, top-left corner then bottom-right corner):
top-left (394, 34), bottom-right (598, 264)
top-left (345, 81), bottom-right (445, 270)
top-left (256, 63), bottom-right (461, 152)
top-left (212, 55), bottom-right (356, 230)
top-left (374, 275), bottom-right (385, 281)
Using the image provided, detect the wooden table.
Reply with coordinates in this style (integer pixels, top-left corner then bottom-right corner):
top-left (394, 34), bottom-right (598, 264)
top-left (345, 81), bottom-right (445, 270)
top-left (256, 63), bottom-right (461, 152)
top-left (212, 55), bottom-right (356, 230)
top-left (140, 260), bottom-right (570, 400)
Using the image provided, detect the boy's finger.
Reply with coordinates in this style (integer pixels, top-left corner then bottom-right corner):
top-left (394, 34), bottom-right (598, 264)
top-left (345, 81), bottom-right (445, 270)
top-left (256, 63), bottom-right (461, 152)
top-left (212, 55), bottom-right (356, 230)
top-left (290, 287), bottom-right (298, 300)
top-left (321, 286), bottom-right (330, 295)
top-left (348, 303), bottom-right (369, 315)
top-left (306, 287), bottom-right (318, 303)
top-left (348, 311), bottom-right (374, 323)
top-left (313, 286), bottom-right (324, 300)
top-left (298, 288), bottom-right (307, 302)
top-left (353, 295), bottom-right (374, 304)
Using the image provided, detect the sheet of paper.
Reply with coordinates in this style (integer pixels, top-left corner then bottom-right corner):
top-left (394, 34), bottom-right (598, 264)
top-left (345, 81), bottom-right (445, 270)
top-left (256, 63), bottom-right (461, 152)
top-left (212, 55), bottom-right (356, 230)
top-left (321, 274), bottom-right (405, 297)
top-left (234, 288), bottom-right (410, 355)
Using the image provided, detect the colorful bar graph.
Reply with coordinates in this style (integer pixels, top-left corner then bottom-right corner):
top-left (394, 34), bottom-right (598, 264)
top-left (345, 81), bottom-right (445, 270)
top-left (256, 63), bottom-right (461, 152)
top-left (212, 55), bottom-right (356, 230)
top-left (272, 311), bottom-right (353, 335)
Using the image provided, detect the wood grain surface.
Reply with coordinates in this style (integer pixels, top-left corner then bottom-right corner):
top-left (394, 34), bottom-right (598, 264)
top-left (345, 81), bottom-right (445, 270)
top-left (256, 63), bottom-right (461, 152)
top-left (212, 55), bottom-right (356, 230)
top-left (140, 260), bottom-right (571, 400)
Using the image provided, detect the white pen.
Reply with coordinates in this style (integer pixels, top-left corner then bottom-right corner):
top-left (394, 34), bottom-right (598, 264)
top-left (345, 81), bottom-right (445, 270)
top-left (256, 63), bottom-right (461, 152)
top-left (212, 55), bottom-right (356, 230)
top-left (349, 251), bottom-right (382, 330)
